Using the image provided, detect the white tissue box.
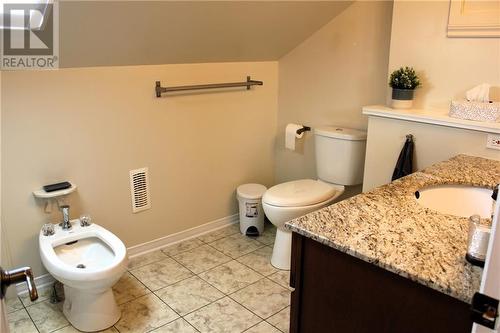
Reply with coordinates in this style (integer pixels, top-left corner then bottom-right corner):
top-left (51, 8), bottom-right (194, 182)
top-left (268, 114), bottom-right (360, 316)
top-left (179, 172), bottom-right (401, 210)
top-left (449, 101), bottom-right (500, 123)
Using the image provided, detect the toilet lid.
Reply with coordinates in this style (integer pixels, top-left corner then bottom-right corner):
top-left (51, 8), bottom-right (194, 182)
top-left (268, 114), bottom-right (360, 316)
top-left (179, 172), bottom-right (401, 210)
top-left (262, 179), bottom-right (337, 207)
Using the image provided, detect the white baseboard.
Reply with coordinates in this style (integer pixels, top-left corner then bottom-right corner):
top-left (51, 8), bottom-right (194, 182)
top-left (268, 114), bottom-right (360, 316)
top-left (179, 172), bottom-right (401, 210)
top-left (17, 214), bottom-right (239, 296)
top-left (127, 214), bottom-right (239, 257)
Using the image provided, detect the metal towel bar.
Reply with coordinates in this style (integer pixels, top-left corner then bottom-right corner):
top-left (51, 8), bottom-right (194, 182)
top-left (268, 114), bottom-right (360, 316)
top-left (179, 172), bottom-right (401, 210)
top-left (155, 76), bottom-right (263, 97)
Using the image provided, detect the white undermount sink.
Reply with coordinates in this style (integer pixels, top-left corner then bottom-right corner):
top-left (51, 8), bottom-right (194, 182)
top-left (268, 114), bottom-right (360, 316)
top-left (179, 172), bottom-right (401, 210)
top-left (415, 185), bottom-right (494, 219)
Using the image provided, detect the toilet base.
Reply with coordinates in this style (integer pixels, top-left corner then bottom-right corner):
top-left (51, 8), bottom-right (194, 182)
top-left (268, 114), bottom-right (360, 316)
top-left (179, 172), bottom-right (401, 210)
top-left (63, 285), bottom-right (120, 332)
top-left (271, 229), bottom-right (292, 270)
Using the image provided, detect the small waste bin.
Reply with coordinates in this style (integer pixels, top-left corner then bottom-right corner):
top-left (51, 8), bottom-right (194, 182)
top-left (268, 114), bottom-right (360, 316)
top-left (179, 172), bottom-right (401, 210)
top-left (237, 183), bottom-right (267, 236)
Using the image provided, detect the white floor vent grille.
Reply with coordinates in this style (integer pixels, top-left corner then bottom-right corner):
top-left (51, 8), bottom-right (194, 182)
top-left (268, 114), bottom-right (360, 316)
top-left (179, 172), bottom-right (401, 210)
top-left (129, 167), bottom-right (151, 213)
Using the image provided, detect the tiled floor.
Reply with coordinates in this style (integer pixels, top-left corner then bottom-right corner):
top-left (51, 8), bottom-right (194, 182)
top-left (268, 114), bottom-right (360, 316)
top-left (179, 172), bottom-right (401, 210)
top-left (7, 223), bottom-right (291, 333)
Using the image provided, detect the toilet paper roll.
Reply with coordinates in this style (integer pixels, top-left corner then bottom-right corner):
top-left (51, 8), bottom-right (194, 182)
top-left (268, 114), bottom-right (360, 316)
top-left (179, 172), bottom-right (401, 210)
top-left (285, 123), bottom-right (304, 151)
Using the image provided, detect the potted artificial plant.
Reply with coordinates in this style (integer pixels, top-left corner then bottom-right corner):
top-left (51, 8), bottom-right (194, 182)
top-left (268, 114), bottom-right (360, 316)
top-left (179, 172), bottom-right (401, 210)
top-left (389, 66), bottom-right (420, 109)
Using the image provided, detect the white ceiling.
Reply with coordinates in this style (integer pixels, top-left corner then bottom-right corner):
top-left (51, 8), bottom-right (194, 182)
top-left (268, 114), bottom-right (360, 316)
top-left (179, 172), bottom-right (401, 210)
top-left (59, 1), bottom-right (353, 68)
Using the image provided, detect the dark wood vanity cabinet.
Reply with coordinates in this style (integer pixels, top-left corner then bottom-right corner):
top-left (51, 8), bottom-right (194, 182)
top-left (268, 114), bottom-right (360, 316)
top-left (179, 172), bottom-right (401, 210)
top-left (289, 233), bottom-right (473, 333)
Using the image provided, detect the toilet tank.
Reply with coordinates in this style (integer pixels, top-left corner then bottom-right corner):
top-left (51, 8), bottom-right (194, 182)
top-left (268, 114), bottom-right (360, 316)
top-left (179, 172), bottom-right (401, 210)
top-left (314, 126), bottom-right (367, 186)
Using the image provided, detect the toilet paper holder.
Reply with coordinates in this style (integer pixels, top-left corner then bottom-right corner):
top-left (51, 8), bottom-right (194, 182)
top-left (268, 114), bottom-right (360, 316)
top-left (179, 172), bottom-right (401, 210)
top-left (296, 126), bottom-right (311, 135)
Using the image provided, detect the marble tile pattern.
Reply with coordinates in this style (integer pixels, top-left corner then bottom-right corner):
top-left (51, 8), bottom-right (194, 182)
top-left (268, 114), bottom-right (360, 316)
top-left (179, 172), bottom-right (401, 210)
top-left (198, 223), bottom-right (241, 243)
top-left (161, 238), bottom-right (205, 256)
top-left (53, 325), bottom-right (119, 332)
top-left (267, 307), bottom-right (290, 333)
top-left (9, 223), bottom-right (289, 333)
top-left (128, 250), bottom-right (169, 269)
top-left (129, 257), bottom-right (193, 291)
top-left (7, 309), bottom-right (38, 333)
top-left (230, 278), bottom-right (291, 318)
top-left (237, 246), bottom-right (279, 276)
top-left (5, 297), bottom-right (24, 313)
top-left (255, 227), bottom-right (277, 246)
top-left (150, 318), bottom-right (198, 332)
top-left (245, 321), bottom-right (282, 333)
top-left (210, 233), bottom-right (265, 258)
top-left (112, 271), bottom-right (150, 304)
top-left (267, 270), bottom-right (293, 291)
top-left (199, 260), bottom-right (264, 294)
top-left (25, 300), bottom-right (69, 333)
top-left (155, 276), bottom-right (224, 315)
top-left (115, 293), bottom-right (179, 332)
top-left (285, 155), bottom-right (500, 303)
top-left (172, 244), bottom-right (232, 274)
top-left (184, 297), bottom-right (261, 332)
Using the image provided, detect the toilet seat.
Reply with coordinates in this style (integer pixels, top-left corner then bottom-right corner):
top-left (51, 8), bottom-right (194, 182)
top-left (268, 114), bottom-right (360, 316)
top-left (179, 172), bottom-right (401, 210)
top-left (262, 180), bottom-right (345, 270)
top-left (262, 179), bottom-right (342, 207)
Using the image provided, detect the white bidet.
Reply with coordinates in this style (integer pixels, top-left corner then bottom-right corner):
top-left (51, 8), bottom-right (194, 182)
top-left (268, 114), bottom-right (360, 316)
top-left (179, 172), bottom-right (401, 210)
top-left (39, 220), bottom-right (127, 332)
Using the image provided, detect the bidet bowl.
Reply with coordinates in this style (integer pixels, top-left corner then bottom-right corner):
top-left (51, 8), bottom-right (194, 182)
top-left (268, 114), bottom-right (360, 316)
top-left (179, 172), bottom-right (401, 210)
top-left (40, 222), bottom-right (127, 291)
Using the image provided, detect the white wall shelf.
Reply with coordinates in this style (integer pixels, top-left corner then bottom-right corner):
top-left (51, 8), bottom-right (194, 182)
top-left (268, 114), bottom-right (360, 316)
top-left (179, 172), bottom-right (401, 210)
top-left (33, 183), bottom-right (77, 199)
top-left (362, 105), bottom-right (500, 134)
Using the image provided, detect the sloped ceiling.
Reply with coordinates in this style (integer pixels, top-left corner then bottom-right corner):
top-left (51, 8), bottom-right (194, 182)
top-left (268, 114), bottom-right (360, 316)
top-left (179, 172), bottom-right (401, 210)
top-left (59, 1), bottom-right (353, 68)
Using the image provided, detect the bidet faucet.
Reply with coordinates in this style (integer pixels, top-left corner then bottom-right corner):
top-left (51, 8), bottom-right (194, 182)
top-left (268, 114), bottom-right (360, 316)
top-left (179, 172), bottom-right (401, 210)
top-left (60, 205), bottom-right (72, 230)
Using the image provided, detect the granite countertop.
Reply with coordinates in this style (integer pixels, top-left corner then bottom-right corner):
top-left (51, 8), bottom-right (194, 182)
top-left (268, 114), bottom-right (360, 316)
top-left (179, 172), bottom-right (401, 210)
top-left (285, 155), bottom-right (500, 303)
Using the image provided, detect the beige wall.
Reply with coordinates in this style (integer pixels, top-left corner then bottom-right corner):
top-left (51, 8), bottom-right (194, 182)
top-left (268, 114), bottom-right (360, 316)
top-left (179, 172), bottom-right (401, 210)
top-left (388, 1), bottom-right (500, 108)
top-left (59, 1), bottom-right (352, 68)
top-left (363, 117), bottom-right (500, 191)
top-left (275, 1), bottom-right (393, 186)
top-left (363, 0), bottom-right (500, 191)
top-left (0, 72), bottom-right (16, 301)
top-left (2, 62), bottom-right (278, 276)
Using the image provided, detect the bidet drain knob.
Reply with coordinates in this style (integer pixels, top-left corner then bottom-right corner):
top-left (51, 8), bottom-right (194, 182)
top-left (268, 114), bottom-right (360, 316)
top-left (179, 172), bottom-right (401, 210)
top-left (42, 224), bottom-right (55, 236)
top-left (79, 215), bottom-right (92, 227)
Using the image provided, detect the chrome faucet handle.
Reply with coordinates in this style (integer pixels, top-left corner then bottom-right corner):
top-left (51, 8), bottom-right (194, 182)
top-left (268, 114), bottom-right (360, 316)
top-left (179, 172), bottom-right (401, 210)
top-left (61, 205), bottom-right (70, 216)
top-left (79, 214), bottom-right (92, 227)
top-left (60, 205), bottom-right (72, 230)
top-left (0, 266), bottom-right (38, 301)
top-left (42, 223), bottom-right (55, 236)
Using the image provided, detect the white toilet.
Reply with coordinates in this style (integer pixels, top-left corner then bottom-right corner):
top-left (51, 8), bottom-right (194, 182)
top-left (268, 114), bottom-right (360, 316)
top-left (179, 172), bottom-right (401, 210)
top-left (39, 220), bottom-right (128, 332)
top-left (263, 126), bottom-right (367, 269)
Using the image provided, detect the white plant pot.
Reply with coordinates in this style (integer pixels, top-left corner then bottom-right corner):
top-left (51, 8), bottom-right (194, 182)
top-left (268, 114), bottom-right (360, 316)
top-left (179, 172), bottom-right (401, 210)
top-left (391, 99), bottom-right (413, 109)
